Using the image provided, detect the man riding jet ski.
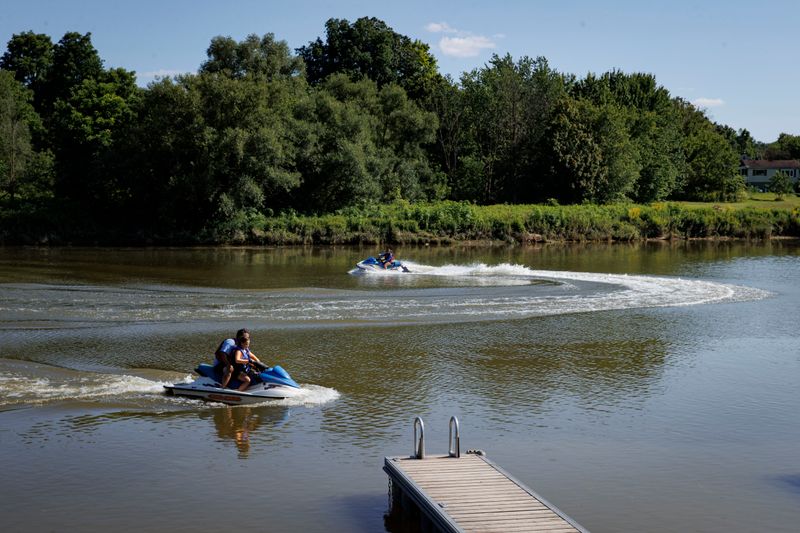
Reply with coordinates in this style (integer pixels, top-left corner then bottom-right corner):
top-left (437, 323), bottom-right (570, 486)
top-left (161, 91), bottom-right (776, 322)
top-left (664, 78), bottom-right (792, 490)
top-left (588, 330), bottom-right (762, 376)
top-left (356, 248), bottom-right (410, 272)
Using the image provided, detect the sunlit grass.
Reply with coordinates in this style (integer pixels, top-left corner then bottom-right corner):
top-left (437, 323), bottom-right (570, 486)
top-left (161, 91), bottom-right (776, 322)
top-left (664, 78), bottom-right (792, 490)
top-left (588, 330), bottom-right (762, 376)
top-left (672, 192), bottom-right (800, 210)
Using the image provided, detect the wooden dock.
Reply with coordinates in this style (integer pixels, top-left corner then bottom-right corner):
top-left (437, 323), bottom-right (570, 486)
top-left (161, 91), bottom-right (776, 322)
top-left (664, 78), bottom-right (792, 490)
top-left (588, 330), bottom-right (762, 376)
top-left (384, 418), bottom-right (588, 533)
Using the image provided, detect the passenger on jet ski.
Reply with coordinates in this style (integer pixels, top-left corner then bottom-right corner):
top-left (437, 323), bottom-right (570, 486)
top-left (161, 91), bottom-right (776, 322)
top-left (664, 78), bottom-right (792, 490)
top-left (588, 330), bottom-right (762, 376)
top-left (378, 248), bottom-right (394, 269)
top-left (230, 330), bottom-right (265, 392)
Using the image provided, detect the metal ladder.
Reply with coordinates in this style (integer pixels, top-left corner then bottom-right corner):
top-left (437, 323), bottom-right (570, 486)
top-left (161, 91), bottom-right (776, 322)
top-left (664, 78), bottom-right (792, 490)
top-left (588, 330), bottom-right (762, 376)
top-left (412, 416), bottom-right (460, 459)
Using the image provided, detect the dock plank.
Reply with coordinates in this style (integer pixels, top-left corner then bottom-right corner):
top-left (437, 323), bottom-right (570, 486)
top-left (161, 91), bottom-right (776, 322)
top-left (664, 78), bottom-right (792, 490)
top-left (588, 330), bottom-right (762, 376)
top-left (384, 453), bottom-right (587, 533)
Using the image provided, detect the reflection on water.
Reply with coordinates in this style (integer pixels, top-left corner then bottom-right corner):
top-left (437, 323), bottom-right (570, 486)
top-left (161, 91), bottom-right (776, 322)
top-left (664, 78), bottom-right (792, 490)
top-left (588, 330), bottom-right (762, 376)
top-left (204, 405), bottom-right (290, 458)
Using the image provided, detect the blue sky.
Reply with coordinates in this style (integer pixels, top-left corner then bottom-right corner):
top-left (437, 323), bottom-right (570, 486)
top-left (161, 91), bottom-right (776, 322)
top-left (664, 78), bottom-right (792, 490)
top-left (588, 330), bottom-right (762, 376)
top-left (1, 0), bottom-right (797, 142)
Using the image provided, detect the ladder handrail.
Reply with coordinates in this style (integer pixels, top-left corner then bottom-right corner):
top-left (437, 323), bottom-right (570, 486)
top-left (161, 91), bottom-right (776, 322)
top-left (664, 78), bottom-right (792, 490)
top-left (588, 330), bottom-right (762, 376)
top-left (413, 417), bottom-right (425, 459)
top-left (448, 416), bottom-right (460, 458)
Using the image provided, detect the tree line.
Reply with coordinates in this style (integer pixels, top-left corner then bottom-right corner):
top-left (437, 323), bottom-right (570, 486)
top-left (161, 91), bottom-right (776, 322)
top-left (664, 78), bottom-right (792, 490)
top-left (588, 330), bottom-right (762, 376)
top-left (1, 17), bottom-right (798, 241)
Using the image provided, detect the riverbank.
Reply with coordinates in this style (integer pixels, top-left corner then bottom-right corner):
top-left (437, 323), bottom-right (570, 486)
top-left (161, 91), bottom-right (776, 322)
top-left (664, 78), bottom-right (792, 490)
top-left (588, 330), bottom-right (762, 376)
top-left (2, 198), bottom-right (799, 245)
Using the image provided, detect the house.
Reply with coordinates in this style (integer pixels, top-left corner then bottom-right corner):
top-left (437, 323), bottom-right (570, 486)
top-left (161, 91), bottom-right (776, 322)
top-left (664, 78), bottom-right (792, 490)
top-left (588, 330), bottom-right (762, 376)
top-left (739, 159), bottom-right (800, 191)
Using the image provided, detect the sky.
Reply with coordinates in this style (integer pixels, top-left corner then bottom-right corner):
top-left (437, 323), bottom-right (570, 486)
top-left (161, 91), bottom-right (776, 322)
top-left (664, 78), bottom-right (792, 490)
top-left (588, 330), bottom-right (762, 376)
top-left (1, 0), bottom-right (797, 143)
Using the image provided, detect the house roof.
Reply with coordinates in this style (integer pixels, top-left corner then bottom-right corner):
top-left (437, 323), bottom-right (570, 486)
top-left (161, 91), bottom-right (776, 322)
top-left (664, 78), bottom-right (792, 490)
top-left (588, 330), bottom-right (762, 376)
top-left (740, 159), bottom-right (800, 169)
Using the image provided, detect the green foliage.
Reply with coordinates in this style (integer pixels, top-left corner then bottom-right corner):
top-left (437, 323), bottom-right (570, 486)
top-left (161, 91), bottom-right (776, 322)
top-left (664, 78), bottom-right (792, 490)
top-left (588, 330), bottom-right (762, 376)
top-left (457, 54), bottom-right (567, 203)
top-left (50, 66), bottom-right (140, 204)
top-left (0, 21), bottom-right (784, 243)
top-left (0, 31), bottom-right (53, 106)
top-left (572, 71), bottom-right (684, 202)
top-left (768, 170), bottom-right (793, 200)
top-left (293, 75), bottom-right (437, 212)
top-left (200, 33), bottom-right (304, 81)
top-left (764, 133), bottom-right (800, 160)
top-left (0, 70), bottom-right (52, 204)
top-left (298, 17), bottom-right (440, 100)
top-left (679, 108), bottom-right (744, 201)
top-left (545, 97), bottom-right (639, 203)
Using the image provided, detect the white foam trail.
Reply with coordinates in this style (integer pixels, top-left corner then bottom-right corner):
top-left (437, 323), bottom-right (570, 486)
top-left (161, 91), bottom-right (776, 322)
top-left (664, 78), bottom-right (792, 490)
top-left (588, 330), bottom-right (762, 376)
top-left (333, 263), bottom-right (769, 321)
top-left (247, 384), bottom-right (340, 407)
top-left (0, 372), bottom-right (192, 406)
top-left (0, 371), bottom-right (340, 409)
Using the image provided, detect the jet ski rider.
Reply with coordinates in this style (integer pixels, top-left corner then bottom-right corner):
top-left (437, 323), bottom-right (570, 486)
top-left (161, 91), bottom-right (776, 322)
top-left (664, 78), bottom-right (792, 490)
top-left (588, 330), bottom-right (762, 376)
top-left (230, 329), bottom-right (264, 392)
top-left (378, 248), bottom-right (394, 269)
top-left (214, 332), bottom-right (240, 389)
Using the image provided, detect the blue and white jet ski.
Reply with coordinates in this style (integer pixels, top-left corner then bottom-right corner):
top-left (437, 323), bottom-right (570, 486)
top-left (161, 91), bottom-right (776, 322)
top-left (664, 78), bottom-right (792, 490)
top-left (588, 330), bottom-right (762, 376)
top-left (164, 363), bottom-right (302, 405)
top-left (356, 256), bottom-right (410, 272)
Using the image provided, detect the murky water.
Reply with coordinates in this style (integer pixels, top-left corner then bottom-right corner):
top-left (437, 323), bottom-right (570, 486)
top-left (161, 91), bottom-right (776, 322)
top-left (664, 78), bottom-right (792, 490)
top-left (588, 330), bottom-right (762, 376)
top-left (0, 243), bottom-right (798, 532)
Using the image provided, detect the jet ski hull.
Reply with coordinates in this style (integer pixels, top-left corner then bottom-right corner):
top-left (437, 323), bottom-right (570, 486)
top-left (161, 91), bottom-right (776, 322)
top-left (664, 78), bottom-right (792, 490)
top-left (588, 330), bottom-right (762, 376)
top-left (356, 257), bottom-right (409, 272)
top-left (164, 376), bottom-right (301, 405)
top-left (165, 364), bottom-right (302, 405)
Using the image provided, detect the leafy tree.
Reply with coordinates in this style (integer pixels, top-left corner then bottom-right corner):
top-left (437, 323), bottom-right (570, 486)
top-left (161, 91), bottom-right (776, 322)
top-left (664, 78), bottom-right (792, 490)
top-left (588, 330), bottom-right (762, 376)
top-left (200, 33), bottom-right (304, 81)
top-left (717, 124), bottom-right (759, 159)
top-left (0, 31), bottom-right (53, 106)
top-left (768, 170), bottom-right (793, 200)
top-left (458, 54), bottom-right (566, 203)
top-left (764, 133), bottom-right (800, 160)
top-left (298, 17), bottom-right (440, 100)
top-left (50, 67), bottom-right (140, 205)
top-left (572, 71), bottom-right (684, 202)
top-left (427, 76), bottom-right (464, 179)
top-left (544, 97), bottom-right (639, 203)
top-left (40, 32), bottom-right (103, 116)
top-left (293, 75), bottom-right (439, 211)
top-left (629, 108), bottom-right (684, 202)
top-left (0, 70), bottom-right (43, 203)
top-left (680, 124), bottom-right (744, 201)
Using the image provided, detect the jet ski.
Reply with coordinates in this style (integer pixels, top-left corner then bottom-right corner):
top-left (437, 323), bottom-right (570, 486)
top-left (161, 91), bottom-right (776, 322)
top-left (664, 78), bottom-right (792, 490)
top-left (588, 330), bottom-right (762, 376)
top-left (356, 256), bottom-right (410, 272)
top-left (164, 363), bottom-right (302, 405)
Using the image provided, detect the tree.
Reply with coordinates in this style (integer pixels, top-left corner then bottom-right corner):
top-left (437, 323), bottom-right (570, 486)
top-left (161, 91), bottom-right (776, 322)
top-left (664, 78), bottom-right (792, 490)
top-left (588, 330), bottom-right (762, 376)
top-left (630, 108), bottom-right (684, 202)
top-left (292, 75), bottom-right (439, 211)
top-left (458, 54), bottom-right (567, 203)
top-left (297, 17), bottom-right (440, 100)
top-left (768, 170), bottom-right (793, 200)
top-left (124, 70), bottom-right (307, 232)
top-left (0, 70), bottom-right (50, 204)
top-left (764, 133), bottom-right (800, 160)
top-left (681, 124), bottom-right (744, 201)
top-left (0, 31), bottom-right (53, 106)
top-left (544, 97), bottom-right (640, 203)
top-left (717, 124), bottom-right (759, 159)
top-left (40, 32), bottom-right (103, 117)
top-left (572, 70), bottom-right (684, 202)
top-left (50, 67), bottom-right (139, 204)
top-left (200, 33), bottom-right (304, 81)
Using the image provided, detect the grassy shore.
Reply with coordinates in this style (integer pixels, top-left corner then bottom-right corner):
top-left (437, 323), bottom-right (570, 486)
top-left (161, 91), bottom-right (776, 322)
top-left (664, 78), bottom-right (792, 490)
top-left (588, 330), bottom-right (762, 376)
top-left (3, 194), bottom-right (799, 245)
top-left (228, 195), bottom-right (800, 245)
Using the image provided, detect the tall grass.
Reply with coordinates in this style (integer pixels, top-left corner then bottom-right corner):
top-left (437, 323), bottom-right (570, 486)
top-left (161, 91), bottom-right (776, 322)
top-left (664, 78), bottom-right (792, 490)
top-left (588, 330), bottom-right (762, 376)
top-left (225, 201), bottom-right (800, 245)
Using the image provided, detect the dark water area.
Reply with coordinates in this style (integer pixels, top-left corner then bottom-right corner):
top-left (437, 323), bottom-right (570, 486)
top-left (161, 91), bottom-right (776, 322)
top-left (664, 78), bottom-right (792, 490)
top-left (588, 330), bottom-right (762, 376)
top-left (0, 242), bottom-right (798, 532)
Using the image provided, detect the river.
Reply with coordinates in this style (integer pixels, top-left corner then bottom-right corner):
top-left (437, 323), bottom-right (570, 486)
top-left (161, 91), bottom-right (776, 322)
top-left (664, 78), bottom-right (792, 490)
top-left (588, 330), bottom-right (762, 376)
top-left (0, 242), bottom-right (798, 532)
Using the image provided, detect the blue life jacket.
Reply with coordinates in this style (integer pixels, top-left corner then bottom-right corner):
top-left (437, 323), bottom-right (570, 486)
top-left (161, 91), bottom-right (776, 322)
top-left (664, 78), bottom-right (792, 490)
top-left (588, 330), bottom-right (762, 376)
top-left (233, 347), bottom-right (253, 372)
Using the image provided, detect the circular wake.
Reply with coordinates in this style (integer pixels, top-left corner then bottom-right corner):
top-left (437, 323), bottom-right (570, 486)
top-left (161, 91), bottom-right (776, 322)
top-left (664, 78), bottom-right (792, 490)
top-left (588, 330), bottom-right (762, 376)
top-left (0, 264), bottom-right (771, 326)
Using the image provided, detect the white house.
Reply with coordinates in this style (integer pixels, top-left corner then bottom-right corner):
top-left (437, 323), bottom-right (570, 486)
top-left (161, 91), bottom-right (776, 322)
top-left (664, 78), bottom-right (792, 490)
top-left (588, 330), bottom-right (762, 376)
top-left (739, 159), bottom-right (800, 191)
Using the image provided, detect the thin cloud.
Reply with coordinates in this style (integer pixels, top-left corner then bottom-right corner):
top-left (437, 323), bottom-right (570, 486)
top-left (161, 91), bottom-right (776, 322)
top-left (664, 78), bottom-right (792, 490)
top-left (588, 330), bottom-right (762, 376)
top-left (440, 35), bottom-right (496, 58)
top-left (426, 21), bottom-right (497, 58)
top-left (692, 97), bottom-right (725, 108)
top-left (426, 22), bottom-right (457, 34)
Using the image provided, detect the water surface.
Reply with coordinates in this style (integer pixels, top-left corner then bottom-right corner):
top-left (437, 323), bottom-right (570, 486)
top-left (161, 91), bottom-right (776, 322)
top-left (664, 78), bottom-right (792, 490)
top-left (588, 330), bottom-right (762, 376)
top-left (0, 243), bottom-right (798, 532)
